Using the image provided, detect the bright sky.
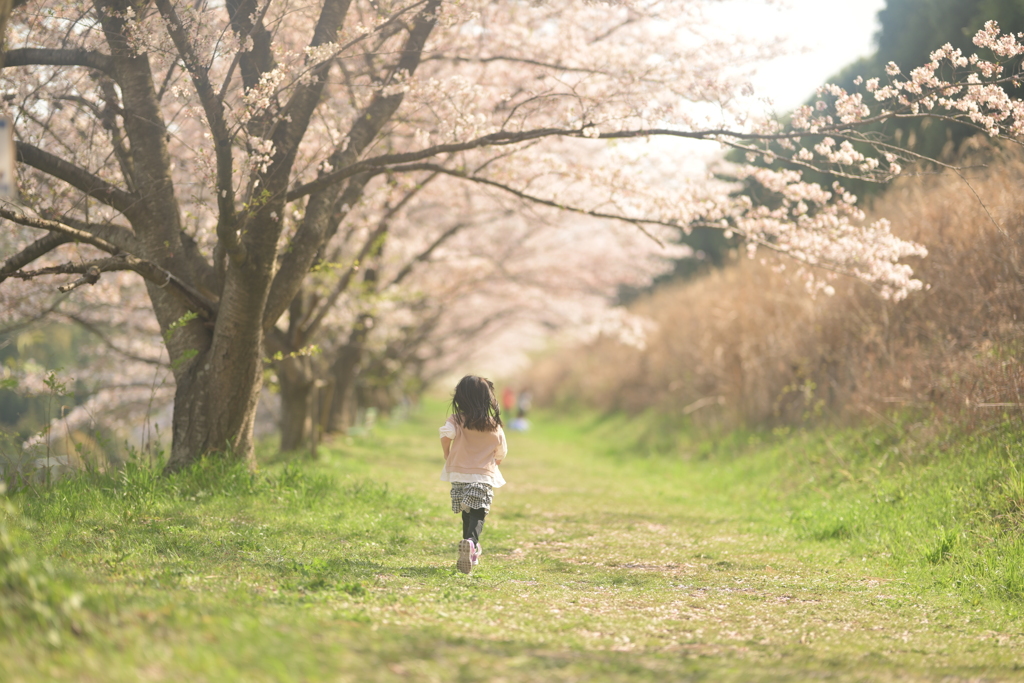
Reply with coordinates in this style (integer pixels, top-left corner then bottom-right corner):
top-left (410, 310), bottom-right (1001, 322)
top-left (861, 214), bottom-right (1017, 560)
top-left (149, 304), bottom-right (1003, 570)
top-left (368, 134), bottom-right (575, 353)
top-left (741, 0), bottom-right (888, 111)
top-left (654, 0), bottom-right (888, 174)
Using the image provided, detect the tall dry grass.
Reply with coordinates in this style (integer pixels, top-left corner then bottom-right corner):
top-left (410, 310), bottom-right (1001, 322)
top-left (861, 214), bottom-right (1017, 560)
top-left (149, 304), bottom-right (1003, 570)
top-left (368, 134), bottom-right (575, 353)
top-left (527, 145), bottom-right (1024, 429)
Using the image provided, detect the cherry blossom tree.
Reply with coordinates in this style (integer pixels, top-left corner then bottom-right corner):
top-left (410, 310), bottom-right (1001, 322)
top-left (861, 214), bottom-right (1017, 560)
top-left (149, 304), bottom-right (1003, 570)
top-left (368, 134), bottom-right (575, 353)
top-left (0, 0), bottom-right (960, 472)
top-left (269, 168), bottom-right (682, 450)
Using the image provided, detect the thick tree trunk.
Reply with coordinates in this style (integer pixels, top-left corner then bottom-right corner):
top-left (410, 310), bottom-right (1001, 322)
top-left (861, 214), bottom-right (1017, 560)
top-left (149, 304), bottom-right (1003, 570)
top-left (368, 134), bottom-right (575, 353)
top-left (277, 355), bottom-right (315, 452)
top-left (164, 343), bottom-right (263, 473)
top-left (162, 269), bottom-right (271, 474)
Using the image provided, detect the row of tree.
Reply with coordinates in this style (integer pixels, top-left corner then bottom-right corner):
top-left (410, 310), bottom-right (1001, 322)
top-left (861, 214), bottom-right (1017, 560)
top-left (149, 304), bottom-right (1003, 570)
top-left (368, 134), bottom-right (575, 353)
top-left (1, 0), bottom-right (1021, 472)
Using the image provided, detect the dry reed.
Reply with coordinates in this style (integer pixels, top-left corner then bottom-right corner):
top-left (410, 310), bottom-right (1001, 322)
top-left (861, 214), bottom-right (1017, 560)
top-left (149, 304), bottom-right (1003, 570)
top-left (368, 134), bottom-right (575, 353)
top-left (527, 144), bottom-right (1024, 430)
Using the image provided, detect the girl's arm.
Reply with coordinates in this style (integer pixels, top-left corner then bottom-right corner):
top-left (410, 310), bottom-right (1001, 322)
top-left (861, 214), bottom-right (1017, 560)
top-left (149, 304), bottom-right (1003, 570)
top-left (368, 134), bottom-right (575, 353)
top-left (440, 417), bottom-right (456, 459)
top-left (495, 428), bottom-right (508, 464)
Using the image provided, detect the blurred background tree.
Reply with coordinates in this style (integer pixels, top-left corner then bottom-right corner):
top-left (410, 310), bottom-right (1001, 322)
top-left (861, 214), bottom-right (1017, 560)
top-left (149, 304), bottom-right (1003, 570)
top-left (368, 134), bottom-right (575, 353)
top-left (0, 324), bottom-right (85, 441)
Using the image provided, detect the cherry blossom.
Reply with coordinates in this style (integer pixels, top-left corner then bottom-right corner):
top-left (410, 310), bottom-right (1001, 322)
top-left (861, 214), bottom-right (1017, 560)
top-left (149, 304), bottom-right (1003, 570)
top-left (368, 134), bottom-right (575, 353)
top-left (0, 0), bottom-right (960, 469)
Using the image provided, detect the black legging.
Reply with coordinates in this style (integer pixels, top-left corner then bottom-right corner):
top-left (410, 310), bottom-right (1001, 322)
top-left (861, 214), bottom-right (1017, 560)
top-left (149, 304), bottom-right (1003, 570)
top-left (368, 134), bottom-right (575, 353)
top-left (462, 507), bottom-right (487, 545)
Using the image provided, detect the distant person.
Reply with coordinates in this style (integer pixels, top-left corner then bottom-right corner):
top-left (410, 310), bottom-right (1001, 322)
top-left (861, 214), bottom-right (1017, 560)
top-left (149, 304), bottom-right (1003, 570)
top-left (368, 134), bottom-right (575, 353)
top-left (516, 389), bottom-right (532, 418)
top-left (501, 386), bottom-right (516, 414)
top-left (507, 388), bottom-right (532, 431)
top-left (439, 375), bottom-right (508, 574)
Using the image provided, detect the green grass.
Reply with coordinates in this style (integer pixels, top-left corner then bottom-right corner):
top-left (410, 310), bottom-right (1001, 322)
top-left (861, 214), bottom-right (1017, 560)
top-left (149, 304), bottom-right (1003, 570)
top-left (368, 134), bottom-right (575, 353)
top-left (3, 402), bottom-right (1024, 681)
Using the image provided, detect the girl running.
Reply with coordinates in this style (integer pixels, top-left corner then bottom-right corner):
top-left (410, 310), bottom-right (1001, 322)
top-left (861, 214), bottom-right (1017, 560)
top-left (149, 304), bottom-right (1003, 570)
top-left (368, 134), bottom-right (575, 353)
top-left (439, 375), bottom-right (507, 574)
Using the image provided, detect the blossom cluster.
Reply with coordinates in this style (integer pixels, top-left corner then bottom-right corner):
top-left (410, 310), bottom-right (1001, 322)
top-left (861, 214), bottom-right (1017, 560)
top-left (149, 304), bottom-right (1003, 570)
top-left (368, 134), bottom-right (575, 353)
top-left (796, 21), bottom-right (1024, 146)
top-left (719, 167), bottom-right (927, 301)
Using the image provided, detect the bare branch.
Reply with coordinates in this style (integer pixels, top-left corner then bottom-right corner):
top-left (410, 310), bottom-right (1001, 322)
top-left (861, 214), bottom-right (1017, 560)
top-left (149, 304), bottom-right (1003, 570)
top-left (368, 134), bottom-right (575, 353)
top-left (0, 207), bottom-right (217, 316)
top-left (11, 259), bottom-right (114, 281)
top-left (0, 205), bottom-right (123, 254)
top-left (44, 213), bottom-right (138, 252)
top-left (16, 142), bottom-right (138, 216)
top-left (63, 313), bottom-right (168, 367)
top-left (4, 47), bottom-right (113, 74)
top-left (385, 162), bottom-right (671, 244)
top-left (387, 220), bottom-right (467, 289)
top-left (0, 232), bottom-right (74, 284)
top-left (58, 264), bottom-right (102, 293)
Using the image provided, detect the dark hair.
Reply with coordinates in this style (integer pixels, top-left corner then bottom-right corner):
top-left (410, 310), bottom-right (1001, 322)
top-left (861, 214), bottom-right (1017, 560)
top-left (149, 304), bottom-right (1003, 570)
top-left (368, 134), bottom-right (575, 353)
top-left (449, 375), bottom-right (503, 432)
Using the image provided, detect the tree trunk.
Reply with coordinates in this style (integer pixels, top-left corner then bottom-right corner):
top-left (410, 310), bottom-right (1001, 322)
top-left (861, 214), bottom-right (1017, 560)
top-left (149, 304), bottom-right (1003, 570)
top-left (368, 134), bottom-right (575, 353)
top-left (161, 267), bottom-right (271, 474)
top-left (325, 316), bottom-right (371, 433)
top-left (163, 342), bottom-right (264, 474)
top-left (324, 346), bottom-right (358, 433)
top-left (0, 1), bottom-right (13, 68)
top-left (277, 355), bottom-right (315, 452)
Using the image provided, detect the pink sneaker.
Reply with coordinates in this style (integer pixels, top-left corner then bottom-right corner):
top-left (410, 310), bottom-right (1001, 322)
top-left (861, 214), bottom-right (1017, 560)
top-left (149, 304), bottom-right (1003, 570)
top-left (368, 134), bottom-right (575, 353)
top-left (457, 539), bottom-right (475, 574)
top-left (472, 543), bottom-right (482, 566)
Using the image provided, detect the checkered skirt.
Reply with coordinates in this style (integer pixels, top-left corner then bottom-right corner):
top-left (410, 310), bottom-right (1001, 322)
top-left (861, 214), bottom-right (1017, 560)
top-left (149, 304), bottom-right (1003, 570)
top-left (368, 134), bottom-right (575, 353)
top-left (450, 482), bottom-right (494, 513)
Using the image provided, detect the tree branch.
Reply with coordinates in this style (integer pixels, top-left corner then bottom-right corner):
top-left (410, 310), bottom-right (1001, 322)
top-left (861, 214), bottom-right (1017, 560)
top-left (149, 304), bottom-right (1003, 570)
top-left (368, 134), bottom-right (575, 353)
top-left (225, 0), bottom-right (277, 92)
top-left (262, 1), bottom-right (440, 332)
top-left (289, 110), bottom-right (977, 205)
top-left (56, 264), bottom-right (102, 293)
top-left (16, 142), bottom-right (138, 216)
top-left (4, 47), bottom-right (113, 74)
top-left (298, 171), bottom-right (436, 341)
top-left (40, 213), bottom-right (139, 252)
top-left (386, 220), bottom-right (467, 289)
top-left (384, 162), bottom-right (671, 245)
top-left (426, 54), bottom-right (636, 80)
top-left (62, 313), bottom-right (167, 367)
top-left (0, 207), bottom-right (217, 317)
top-left (283, 0), bottom-right (444, 203)
top-left (276, 0), bottom-right (354, 136)
top-left (0, 232), bottom-right (74, 284)
top-left (97, 78), bottom-right (138, 193)
top-left (0, 206), bottom-right (122, 254)
top-left (154, 0), bottom-right (240, 257)
top-left (258, 0), bottom-right (355, 205)
top-left (0, 297), bottom-right (67, 337)
top-left (262, 172), bottom-right (371, 333)
top-left (285, 126), bottom-right (710, 202)
top-left (299, 211), bottom-right (390, 343)
top-left (55, 88), bottom-right (137, 193)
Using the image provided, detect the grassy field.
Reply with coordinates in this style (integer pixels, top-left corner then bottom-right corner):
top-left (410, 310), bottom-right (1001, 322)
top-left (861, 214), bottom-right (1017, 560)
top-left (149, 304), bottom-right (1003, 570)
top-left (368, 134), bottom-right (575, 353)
top-left (3, 402), bottom-right (1024, 681)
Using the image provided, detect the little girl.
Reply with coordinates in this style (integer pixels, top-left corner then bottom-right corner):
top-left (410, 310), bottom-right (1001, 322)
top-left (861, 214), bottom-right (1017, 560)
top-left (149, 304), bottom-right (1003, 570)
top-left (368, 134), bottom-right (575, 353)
top-left (439, 375), bottom-right (508, 574)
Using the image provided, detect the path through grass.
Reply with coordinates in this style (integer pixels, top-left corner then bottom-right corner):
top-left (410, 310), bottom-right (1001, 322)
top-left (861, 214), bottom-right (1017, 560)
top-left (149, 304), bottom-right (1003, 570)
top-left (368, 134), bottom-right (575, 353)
top-left (3, 404), bottom-right (1024, 681)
